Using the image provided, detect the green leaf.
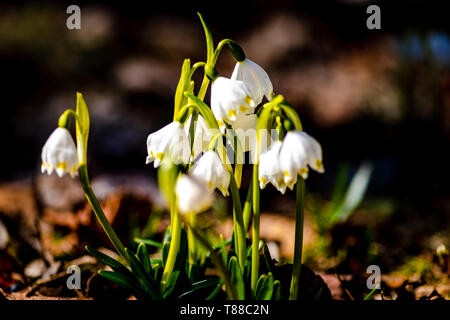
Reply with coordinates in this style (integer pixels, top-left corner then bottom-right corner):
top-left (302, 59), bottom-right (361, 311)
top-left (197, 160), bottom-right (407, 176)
top-left (163, 270), bottom-right (180, 299)
top-left (228, 256), bottom-right (245, 300)
top-left (136, 242), bottom-right (151, 275)
top-left (178, 279), bottom-right (221, 299)
top-left (363, 285), bottom-right (379, 300)
top-left (85, 246), bottom-right (129, 274)
top-left (255, 273), bottom-right (274, 300)
top-left (126, 248), bottom-right (161, 300)
top-left (330, 162), bottom-right (373, 225)
top-left (134, 238), bottom-right (163, 249)
top-left (206, 283), bottom-right (223, 300)
top-left (162, 240), bottom-right (171, 269)
top-left (197, 12), bottom-right (214, 64)
top-left (174, 59), bottom-right (191, 121)
top-left (157, 162), bottom-right (179, 216)
top-left (272, 280), bottom-right (281, 300)
top-left (263, 244), bottom-right (275, 273)
top-left (98, 270), bottom-right (147, 299)
top-left (75, 92), bottom-right (90, 165)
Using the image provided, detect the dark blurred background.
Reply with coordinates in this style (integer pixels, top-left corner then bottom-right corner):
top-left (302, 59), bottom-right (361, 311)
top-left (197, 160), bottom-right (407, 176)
top-left (1, 0), bottom-right (449, 296)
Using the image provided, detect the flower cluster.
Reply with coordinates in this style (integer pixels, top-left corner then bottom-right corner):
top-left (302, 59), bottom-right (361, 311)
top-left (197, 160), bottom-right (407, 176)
top-left (38, 15), bottom-right (327, 301)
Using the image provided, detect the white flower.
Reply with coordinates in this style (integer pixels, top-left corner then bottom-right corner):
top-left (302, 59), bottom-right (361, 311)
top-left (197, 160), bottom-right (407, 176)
top-left (231, 58), bottom-right (273, 106)
top-left (175, 174), bottom-right (214, 215)
top-left (230, 113), bottom-right (257, 152)
top-left (258, 141), bottom-right (287, 194)
top-left (258, 130), bottom-right (324, 193)
top-left (41, 127), bottom-right (78, 178)
top-left (279, 131), bottom-right (324, 189)
top-left (189, 151), bottom-right (230, 196)
top-left (211, 77), bottom-right (256, 126)
top-left (184, 114), bottom-right (216, 160)
top-left (146, 121), bottom-right (191, 168)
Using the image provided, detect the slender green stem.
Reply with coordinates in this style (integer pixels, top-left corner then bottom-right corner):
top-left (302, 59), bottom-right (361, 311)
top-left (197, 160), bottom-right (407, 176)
top-left (181, 213), bottom-right (238, 300)
top-left (289, 178), bottom-right (305, 300)
top-left (229, 176), bottom-right (246, 272)
top-left (79, 165), bottom-right (129, 264)
top-left (243, 180), bottom-right (253, 233)
top-left (188, 212), bottom-right (197, 268)
top-left (251, 164), bottom-right (260, 291)
top-left (160, 206), bottom-right (182, 291)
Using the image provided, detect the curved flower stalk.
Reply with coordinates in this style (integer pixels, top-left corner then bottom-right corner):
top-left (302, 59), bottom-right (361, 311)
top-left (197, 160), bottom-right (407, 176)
top-left (231, 58), bottom-right (273, 106)
top-left (146, 121), bottom-right (191, 168)
top-left (41, 127), bottom-right (78, 178)
top-left (211, 77), bottom-right (256, 126)
top-left (189, 150), bottom-right (231, 196)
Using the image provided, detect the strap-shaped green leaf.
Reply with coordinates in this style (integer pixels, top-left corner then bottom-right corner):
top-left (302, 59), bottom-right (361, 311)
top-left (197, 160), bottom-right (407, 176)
top-left (126, 248), bottom-right (161, 300)
top-left (205, 283), bottom-right (223, 301)
top-left (85, 246), bottom-right (130, 274)
top-left (136, 242), bottom-right (151, 275)
top-left (75, 92), bottom-right (90, 165)
top-left (134, 238), bottom-right (163, 249)
top-left (162, 240), bottom-right (171, 269)
top-left (178, 278), bottom-right (221, 299)
top-left (98, 270), bottom-right (148, 300)
top-left (228, 256), bottom-right (245, 300)
top-left (263, 244), bottom-right (274, 273)
top-left (163, 270), bottom-right (180, 299)
top-left (174, 59), bottom-right (191, 121)
top-left (255, 273), bottom-right (274, 300)
top-left (272, 280), bottom-right (281, 300)
top-left (197, 12), bottom-right (214, 64)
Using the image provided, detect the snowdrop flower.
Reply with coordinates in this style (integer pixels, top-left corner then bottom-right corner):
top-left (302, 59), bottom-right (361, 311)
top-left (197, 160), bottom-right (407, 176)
top-left (41, 127), bottom-right (78, 178)
top-left (230, 113), bottom-right (257, 152)
top-left (146, 121), bottom-right (191, 168)
top-left (211, 77), bottom-right (256, 126)
top-left (184, 114), bottom-right (215, 160)
top-left (175, 174), bottom-right (214, 215)
top-left (258, 141), bottom-right (287, 194)
top-left (258, 131), bottom-right (324, 193)
top-left (231, 58), bottom-right (273, 106)
top-left (280, 131), bottom-right (324, 189)
top-left (189, 151), bottom-right (230, 196)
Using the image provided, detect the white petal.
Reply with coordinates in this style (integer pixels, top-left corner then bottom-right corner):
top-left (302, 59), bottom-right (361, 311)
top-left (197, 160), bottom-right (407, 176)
top-left (175, 174), bottom-right (214, 215)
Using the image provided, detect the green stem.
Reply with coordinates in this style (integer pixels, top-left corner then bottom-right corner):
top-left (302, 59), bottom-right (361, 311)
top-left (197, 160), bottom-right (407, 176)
top-left (251, 164), bottom-right (260, 291)
top-left (188, 212), bottom-right (197, 267)
top-left (160, 206), bottom-right (182, 291)
top-left (229, 176), bottom-right (246, 272)
top-left (289, 178), bottom-right (305, 300)
top-left (243, 180), bottom-right (253, 232)
top-left (79, 165), bottom-right (129, 264)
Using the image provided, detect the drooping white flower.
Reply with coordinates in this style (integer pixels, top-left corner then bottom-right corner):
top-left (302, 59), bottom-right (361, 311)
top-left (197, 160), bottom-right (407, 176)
top-left (184, 114), bottom-right (216, 160)
top-left (211, 77), bottom-right (256, 126)
top-left (189, 150), bottom-right (230, 196)
top-left (279, 131), bottom-right (324, 189)
top-left (41, 127), bottom-right (78, 178)
top-left (146, 121), bottom-right (191, 168)
top-left (258, 141), bottom-right (287, 194)
top-left (229, 113), bottom-right (257, 152)
top-left (175, 174), bottom-right (214, 215)
top-left (258, 130), bottom-right (324, 193)
top-left (231, 58), bottom-right (273, 106)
